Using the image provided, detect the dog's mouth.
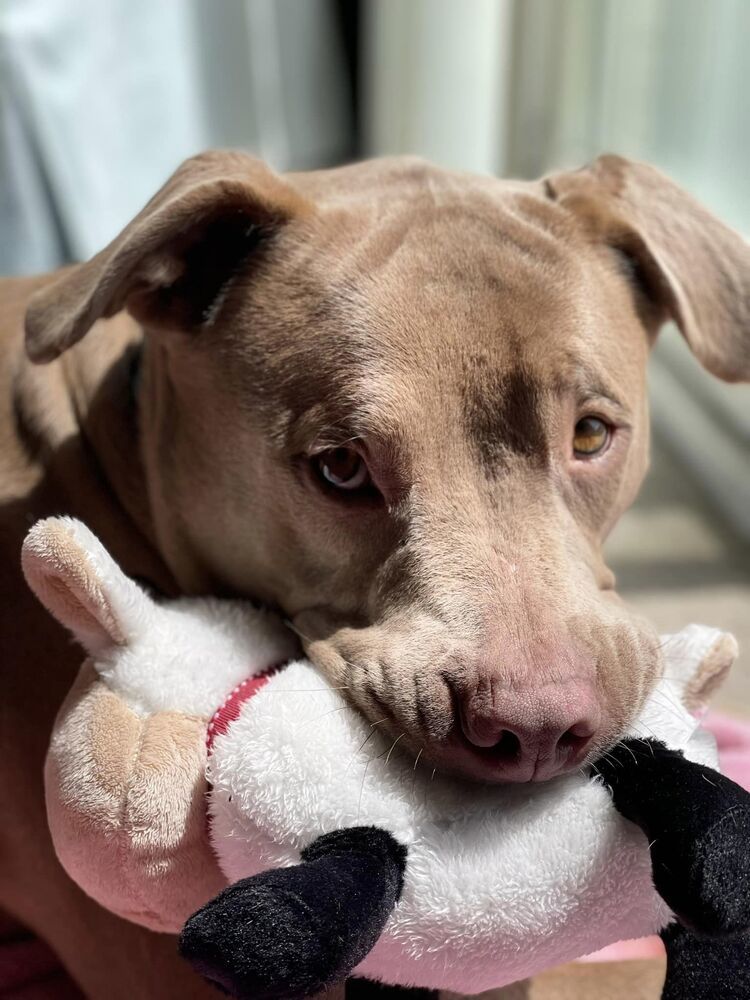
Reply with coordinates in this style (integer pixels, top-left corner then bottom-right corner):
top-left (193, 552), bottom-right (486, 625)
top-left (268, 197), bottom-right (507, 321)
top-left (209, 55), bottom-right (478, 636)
top-left (297, 617), bottom-right (630, 786)
top-left (330, 673), bottom-right (612, 786)
top-left (425, 728), bottom-right (599, 784)
top-left (403, 677), bottom-right (605, 785)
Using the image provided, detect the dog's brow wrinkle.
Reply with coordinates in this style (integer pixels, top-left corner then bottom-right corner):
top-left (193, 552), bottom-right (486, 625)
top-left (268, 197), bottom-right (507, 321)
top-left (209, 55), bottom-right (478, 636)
top-left (548, 354), bottom-right (628, 411)
top-left (463, 364), bottom-right (549, 470)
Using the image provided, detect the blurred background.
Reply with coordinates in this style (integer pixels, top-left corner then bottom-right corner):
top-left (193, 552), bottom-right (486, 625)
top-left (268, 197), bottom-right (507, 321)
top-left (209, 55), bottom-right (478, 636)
top-left (2, 0), bottom-right (748, 708)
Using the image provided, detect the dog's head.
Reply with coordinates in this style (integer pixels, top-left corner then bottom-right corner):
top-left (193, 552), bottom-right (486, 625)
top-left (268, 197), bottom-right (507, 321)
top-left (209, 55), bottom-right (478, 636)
top-left (26, 152), bottom-right (750, 782)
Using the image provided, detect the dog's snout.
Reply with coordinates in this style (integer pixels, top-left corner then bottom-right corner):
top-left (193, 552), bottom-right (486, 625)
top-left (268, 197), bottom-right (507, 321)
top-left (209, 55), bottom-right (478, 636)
top-left (457, 678), bottom-right (601, 782)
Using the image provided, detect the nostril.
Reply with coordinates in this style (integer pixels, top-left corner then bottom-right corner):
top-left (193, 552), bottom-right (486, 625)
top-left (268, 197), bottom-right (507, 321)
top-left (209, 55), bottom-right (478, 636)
top-left (557, 725), bottom-right (594, 757)
top-left (489, 730), bottom-right (521, 761)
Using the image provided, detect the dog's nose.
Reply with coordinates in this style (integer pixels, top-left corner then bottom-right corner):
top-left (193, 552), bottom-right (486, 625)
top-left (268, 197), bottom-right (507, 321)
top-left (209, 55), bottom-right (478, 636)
top-left (458, 680), bottom-right (600, 781)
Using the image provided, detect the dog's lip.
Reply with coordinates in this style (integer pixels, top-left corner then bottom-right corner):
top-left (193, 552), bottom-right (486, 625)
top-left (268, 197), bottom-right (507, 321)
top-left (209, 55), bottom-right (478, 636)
top-left (432, 746), bottom-right (539, 784)
top-left (428, 731), bottom-right (593, 785)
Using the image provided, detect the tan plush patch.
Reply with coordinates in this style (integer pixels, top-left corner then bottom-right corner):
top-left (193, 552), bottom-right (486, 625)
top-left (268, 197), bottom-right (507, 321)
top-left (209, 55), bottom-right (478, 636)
top-left (45, 662), bottom-right (225, 932)
top-left (22, 519), bottom-right (125, 646)
top-left (442, 958), bottom-right (665, 999)
top-left (87, 685), bottom-right (141, 799)
top-left (684, 633), bottom-right (739, 711)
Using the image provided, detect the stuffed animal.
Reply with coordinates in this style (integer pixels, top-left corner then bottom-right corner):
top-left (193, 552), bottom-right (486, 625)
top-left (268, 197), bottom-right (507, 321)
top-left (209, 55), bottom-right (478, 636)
top-left (24, 517), bottom-right (750, 1000)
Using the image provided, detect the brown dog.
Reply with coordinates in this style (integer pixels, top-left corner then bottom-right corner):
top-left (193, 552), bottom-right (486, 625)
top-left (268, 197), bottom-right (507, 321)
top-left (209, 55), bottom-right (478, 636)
top-left (1, 151), bottom-right (748, 997)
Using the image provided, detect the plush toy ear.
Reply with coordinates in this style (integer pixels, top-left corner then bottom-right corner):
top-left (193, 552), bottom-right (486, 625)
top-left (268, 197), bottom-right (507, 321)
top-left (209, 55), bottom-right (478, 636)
top-left (24, 151), bottom-right (312, 362)
top-left (683, 629), bottom-right (739, 712)
top-left (545, 155), bottom-right (750, 381)
top-left (22, 517), bottom-right (153, 654)
top-left (660, 624), bottom-right (738, 712)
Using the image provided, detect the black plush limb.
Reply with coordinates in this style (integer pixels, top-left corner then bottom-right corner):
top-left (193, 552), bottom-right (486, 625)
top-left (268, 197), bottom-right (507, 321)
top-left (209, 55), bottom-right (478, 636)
top-left (179, 826), bottom-right (407, 1000)
top-left (346, 979), bottom-right (436, 999)
top-left (661, 923), bottom-right (750, 999)
top-left (594, 738), bottom-right (750, 935)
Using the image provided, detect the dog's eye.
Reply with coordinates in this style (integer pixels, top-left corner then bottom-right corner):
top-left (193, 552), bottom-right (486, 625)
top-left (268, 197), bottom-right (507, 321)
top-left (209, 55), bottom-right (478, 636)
top-left (314, 447), bottom-right (371, 491)
top-left (573, 417), bottom-right (610, 457)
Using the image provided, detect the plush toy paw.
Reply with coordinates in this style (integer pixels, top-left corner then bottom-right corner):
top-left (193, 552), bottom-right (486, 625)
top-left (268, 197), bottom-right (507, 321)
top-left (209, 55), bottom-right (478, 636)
top-left (661, 923), bottom-right (750, 1000)
top-left (179, 827), bottom-right (407, 1000)
top-left (346, 980), bottom-right (436, 999)
top-left (596, 738), bottom-right (750, 935)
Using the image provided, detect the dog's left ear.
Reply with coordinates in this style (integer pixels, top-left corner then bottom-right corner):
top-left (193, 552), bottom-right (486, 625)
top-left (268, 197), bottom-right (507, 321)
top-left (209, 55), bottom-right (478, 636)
top-left (25, 150), bottom-right (313, 363)
top-left (546, 155), bottom-right (750, 381)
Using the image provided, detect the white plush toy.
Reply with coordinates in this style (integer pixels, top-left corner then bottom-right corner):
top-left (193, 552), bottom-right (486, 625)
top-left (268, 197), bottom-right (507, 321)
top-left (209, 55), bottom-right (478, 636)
top-left (24, 517), bottom-right (750, 1000)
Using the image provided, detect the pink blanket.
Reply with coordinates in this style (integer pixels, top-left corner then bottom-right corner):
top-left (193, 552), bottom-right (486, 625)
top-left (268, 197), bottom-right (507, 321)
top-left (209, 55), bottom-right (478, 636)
top-left (3, 712), bottom-right (749, 994)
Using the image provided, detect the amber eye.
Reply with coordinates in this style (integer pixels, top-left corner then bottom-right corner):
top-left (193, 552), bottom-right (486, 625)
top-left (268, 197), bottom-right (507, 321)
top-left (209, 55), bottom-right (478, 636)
top-left (313, 447), bottom-right (372, 491)
top-left (573, 416), bottom-right (610, 457)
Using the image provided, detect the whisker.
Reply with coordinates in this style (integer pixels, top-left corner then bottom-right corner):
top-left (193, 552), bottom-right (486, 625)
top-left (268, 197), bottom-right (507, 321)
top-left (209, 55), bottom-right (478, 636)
top-left (631, 736), bottom-right (657, 757)
top-left (263, 687), bottom-right (352, 694)
top-left (384, 733), bottom-right (406, 766)
top-left (346, 730), bottom-right (376, 774)
top-left (345, 718), bottom-right (392, 775)
top-left (301, 706), bottom-right (347, 728)
top-left (410, 747), bottom-right (425, 801)
top-left (356, 756), bottom-right (374, 823)
top-left (638, 722), bottom-right (659, 740)
top-left (283, 619), bottom-right (314, 643)
top-left (357, 729), bottom-right (375, 753)
top-left (647, 689), bottom-right (691, 726)
top-left (597, 749), bottom-right (622, 769)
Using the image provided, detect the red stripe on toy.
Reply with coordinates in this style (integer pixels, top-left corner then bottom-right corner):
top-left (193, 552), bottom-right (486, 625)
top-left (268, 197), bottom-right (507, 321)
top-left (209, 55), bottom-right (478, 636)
top-left (206, 666), bottom-right (281, 752)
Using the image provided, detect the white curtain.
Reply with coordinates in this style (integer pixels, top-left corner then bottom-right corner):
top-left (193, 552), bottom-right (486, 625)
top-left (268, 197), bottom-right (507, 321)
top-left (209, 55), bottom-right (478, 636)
top-left (366, 0), bottom-right (750, 232)
top-left (506, 0), bottom-right (750, 538)
top-left (505, 0), bottom-right (750, 235)
top-left (365, 0), bottom-right (750, 540)
top-left (364, 0), bottom-right (514, 175)
top-left (0, 0), bottom-right (350, 274)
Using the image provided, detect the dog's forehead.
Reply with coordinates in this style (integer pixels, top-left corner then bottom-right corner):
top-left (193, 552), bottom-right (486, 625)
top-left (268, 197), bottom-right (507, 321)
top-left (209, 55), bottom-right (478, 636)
top-left (295, 173), bottom-right (614, 389)
top-left (228, 158), bottom-right (647, 443)
top-left (287, 159), bottom-right (605, 352)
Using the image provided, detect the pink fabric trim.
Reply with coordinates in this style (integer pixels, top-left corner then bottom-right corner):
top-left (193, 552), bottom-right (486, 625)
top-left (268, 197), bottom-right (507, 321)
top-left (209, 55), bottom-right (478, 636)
top-left (206, 667), bottom-right (281, 752)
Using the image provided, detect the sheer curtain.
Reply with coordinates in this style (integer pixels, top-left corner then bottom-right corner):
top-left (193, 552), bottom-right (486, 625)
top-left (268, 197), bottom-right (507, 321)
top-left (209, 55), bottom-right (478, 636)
top-left (505, 0), bottom-right (750, 539)
top-left (0, 0), bottom-right (351, 274)
top-left (365, 0), bottom-right (750, 539)
top-left (506, 0), bottom-right (750, 231)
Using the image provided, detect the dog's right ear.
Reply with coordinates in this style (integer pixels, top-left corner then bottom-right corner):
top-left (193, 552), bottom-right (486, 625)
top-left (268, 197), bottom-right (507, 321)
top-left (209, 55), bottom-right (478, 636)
top-left (546, 155), bottom-right (750, 382)
top-left (21, 517), bottom-right (154, 654)
top-left (25, 151), bottom-right (312, 363)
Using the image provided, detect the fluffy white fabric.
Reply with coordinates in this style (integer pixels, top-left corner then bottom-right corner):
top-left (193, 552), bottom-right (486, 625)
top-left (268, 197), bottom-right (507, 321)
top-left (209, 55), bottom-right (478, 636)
top-left (92, 596), bottom-right (297, 719)
top-left (63, 517), bottom-right (298, 717)
top-left (83, 524), bottom-right (725, 993)
top-left (206, 629), bottom-right (724, 993)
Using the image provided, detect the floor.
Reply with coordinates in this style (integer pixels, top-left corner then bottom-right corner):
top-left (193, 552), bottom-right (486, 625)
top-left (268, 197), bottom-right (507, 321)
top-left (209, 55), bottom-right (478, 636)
top-left (606, 436), bottom-right (750, 718)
